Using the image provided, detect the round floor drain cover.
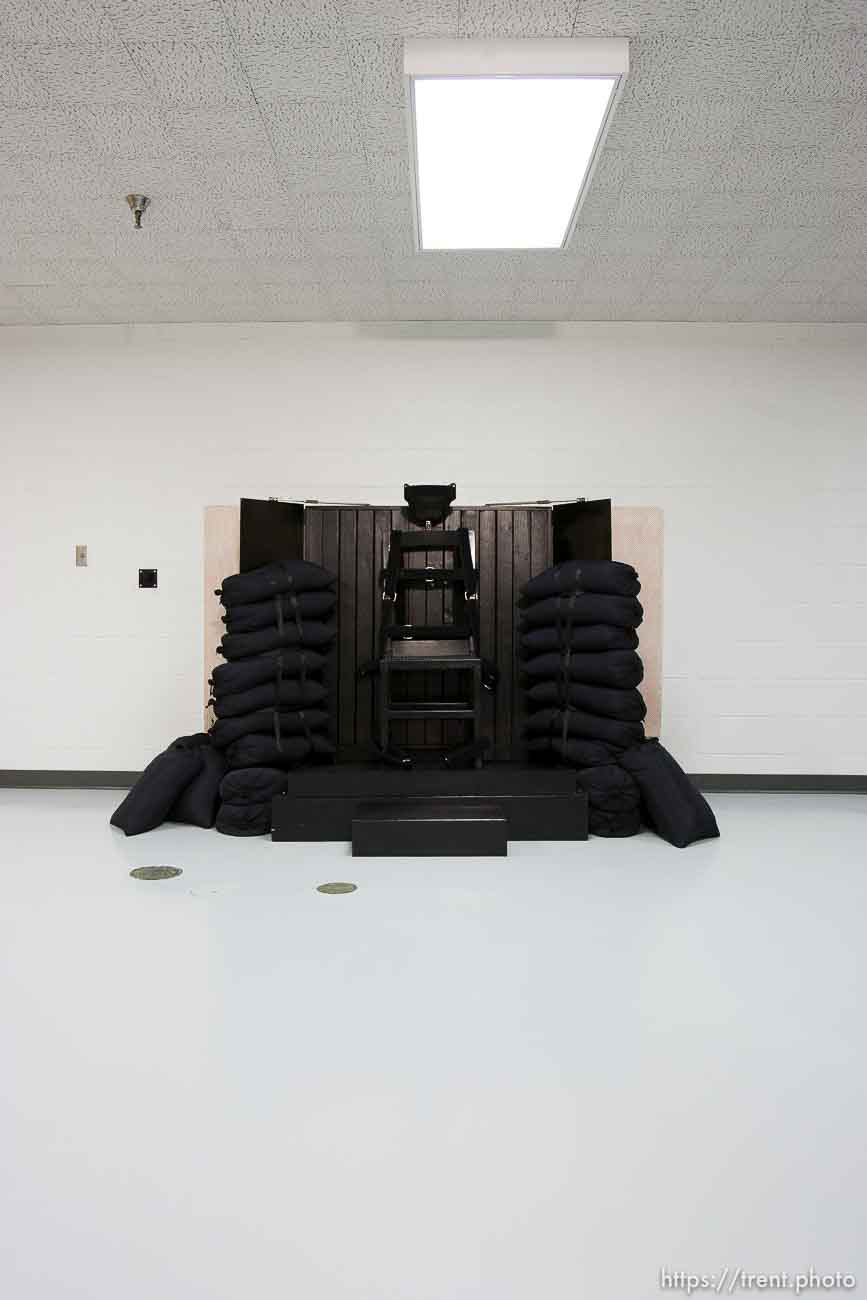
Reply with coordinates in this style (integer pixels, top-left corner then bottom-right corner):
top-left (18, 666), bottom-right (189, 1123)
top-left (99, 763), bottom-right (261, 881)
top-left (130, 866), bottom-right (183, 881)
top-left (316, 881), bottom-right (357, 895)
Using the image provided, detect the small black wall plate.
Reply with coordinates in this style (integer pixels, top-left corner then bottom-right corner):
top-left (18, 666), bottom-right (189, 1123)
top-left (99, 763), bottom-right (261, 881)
top-left (139, 568), bottom-right (158, 588)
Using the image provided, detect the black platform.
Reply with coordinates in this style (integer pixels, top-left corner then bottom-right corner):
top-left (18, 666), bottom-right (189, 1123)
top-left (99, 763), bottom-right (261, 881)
top-left (352, 800), bottom-right (508, 857)
top-left (272, 762), bottom-right (588, 843)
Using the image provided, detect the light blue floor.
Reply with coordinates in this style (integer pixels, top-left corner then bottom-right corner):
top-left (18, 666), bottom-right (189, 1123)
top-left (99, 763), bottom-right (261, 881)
top-left (1, 789), bottom-right (864, 1300)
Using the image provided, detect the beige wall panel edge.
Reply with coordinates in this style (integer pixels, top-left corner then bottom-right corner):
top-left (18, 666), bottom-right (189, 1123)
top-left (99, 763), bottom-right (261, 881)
top-left (612, 506), bottom-right (663, 738)
top-left (203, 506), bottom-right (240, 730)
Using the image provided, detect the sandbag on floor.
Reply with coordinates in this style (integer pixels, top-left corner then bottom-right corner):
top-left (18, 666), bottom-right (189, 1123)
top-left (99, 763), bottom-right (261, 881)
top-left (619, 739), bottom-right (720, 848)
top-left (527, 680), bottom-right (647, 721)
top-left (210, 707), bottom-right (329, 750)
top-left (211, 677), bottom-right (327, 719)
top-left (523, 650), bottom-right (644, 690)
top-left (217, 560), bottom-right (336, 608)
top-left (588, 807), bottom-right (643, 838)
top-left (218, 621), bottom-right (336, 661)
top-left (223, 589), bottom-right (337, 633)
top-left (210, 649), bottom-right (325, 697)
top-left (219, 766), bottom-right (288, 804)
top-left (574, 764), bottom-right (642, 814)
top-left (523, 560), bottom-right (641, 600)
top-left (527, 736), bottom-right (622, 767)
top-left (526, 708), bottom-right (645, 750)
top-left (215, 801), bottom-right (273, 837)
top-left (110, 736), bottom-right (207, 836)
top-left (521, 624), bottom-right (639, 655)
top-left (225, 733), bottom-right (336, 770)
top-left (169, 743), bottom-right (226, 828)
top-left (520, 592), bottom-right (643, 630)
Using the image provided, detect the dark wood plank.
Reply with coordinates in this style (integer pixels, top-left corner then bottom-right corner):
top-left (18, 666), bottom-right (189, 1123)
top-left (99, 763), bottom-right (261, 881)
top-left (303, 505), bottom-right (323, 566)
top-left (511, 509), bottom-right (531, 760)
top-left (320, 509), bottom-right (341, 744)
top-left (338, 509), bottom-right (357, 749)
top-left (355, 509), bottom-right (375, 749)
top-left (495, 510), bottom-right (513, 760)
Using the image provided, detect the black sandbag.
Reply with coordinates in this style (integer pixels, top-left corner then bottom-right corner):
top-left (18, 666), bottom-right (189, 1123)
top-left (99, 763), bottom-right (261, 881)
top-left (588, 806), bottom-right (642, 838)
top-left (575, 763), bottom-right (641, 813)
top-left (219, 621), bottom-right (336, 661)
top-left (210, 707), bottom-right (329, 750)
top-left (218, 559), bottom-right (336, 607)
top-left (211, 677), bottom-right (327, 718)
top-left (219, 767), bottom-right (288, 804)
top-left (527, 707), bottom-right (645, 749)
top-left (523, 560), bottom-right (640, 600)
top-left (527, 736), bottom-right (621, 767)
top-left (520, 592), bottom-right (643, 630)
top-left (110, 744), bottom-right (203, 836)
top-left (223, 589), bottom-right (337, 632)
top-left (210, 649), bottom-right (325, 697)
top-left (225, 732), bottom-right (336, 770)
top-left (522, 624), bottom-right (639, 655)
top-left (523, 650), bottom-right (644, 689)
top-left (528, 680), bottom-right (647, 721)
top-left (169, 744), bottom-right (227, 828)
top-left (619, 739), bottom-right (720, 848)
top-left (215, 800), bottom-right (273, 837)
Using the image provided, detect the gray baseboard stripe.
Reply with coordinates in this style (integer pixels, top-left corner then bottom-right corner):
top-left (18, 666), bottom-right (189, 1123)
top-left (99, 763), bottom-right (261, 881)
top-left (1, 770), bottom-right (865, 793)
top-left (692, 774), bottom-right (867, 792)
top-left (0, 771), bottom-right (141, 789)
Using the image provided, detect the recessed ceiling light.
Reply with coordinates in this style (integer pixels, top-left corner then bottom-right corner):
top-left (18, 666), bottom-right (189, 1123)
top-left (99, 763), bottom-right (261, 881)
top-left (404, 39), bottom-right (629, 252)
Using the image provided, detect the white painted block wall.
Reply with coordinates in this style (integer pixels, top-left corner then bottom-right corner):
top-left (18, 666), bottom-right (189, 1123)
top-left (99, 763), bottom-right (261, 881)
top-left (2, 321), bottom-right (865, 775)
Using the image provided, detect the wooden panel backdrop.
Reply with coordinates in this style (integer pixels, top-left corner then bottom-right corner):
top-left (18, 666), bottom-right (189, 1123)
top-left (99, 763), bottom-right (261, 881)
top-left (205, 505), bottom-right (663, 754)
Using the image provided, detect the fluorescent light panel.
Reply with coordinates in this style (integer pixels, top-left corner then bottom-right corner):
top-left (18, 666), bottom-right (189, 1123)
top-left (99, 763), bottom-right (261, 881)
top-left (404, 39), bottom-right (629, 252)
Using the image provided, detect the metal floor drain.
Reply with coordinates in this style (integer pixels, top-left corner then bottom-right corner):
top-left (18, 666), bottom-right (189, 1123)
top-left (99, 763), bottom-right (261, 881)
top-left (316, 882), bottom-right (357, 895)
top-left (130, 865), bottom-right (183, 881)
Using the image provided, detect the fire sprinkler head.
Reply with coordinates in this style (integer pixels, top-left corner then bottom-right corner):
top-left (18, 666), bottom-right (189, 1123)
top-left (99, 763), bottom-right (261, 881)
top-left (126, 194), bottom-right (150, 229)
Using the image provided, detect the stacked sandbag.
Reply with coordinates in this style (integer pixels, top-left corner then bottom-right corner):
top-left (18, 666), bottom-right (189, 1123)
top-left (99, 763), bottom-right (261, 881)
top-left (210, 560), bottom-right (338, 835)
top-left (520, 560), bottom-right (646, 837)
top-left (111, 733), bottom-right (226, 835)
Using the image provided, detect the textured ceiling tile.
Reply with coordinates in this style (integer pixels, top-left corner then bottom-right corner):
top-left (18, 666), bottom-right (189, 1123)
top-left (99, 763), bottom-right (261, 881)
top-left (375, 192), bottom-right (418, 257)
top-left (0, 0), bottom-right (111, 43)
top-left (732, 100), bottom-right (858, 152)
top-left (220, 195), bottom-right (299, 229)
top-left (383, 253), bottom-right (448, 282)
top-left (0, 106), bottom-right (87, 153)
top-left (604, 94), bottom-right (745, 156)
top-left (245, 257), bottom-right (321, 283)
top-left (628, 148), bottom-right (723, 190)
top-left (340, 1), bottom-right (459, 39)
top-left (759, 278), bottom-right (833, 304)
top-left (161, 106), bottom-right (273, 156)
top-left (572, 1), bottom-right (805, 37)
top-left (805, 0), bottom-right (867, 28)
top-left (241, 40), bottom-right (353, 98)
top-left (283, 154), bottom-right (371, 191)
top-left (772, 31), bottom-right (867, 99)
top-left (567, 301), bottom-right (618, 320)
top-left (576, 253), bottom-right (659, 285)
top-left (0, 47), bottom-right (51, 106)
top-left (765, 187), bottom-right (865, 226)
top-left (196, 151), bottom-right (287, 199)
top-left (346, 38), bottom-right (403, 109)
top-left (621, 35), bottom-right (794, 106)
top-left (305, 226), bottom-right (384, 258)
top-left (685, 191), bottom-right (777, 225)
top-left (639, 277), bottom-right (705, 305)
top-left (571, 185), bottom-right (624, 229)
top-left (104, 227), bottom-right (243, 260)
top-left (262, 97), bottom-right (363, 159)
top-left (654, 254), bottom-right (730, 282)
top-left (511, 280), bottom-right (581, 319)
top-left (660, 224), bottom-right (748, 258)
top-left (821, 277), bottom-right (867, 306)
top-left (48, 257), bottom-right (131, 286)
top-left (258, 282), bottom-right (332, 318)
top-left (220, 0), bottom-right (344, 45)
top-left (691, 301), bottom-right (750, 321)
top-left (571, 225), bottom-right (669, 257)
top-left (24, 39), bottom-right (147, 102)
top-left (388, 280), bottom-right (449, 308)
top-left (621, 302), bottom-right (702, 320)
top-left (365, 145), bottom-right (411, 197)
top-left (795, 148), bottom-right (867, 189)
top-left (102, 0), bottom-right (229, 40)
top-left (71, 103), bottom-right (177, 156)
top-left (298, 189), bottom-right (377, 232)
top-left (38, 303), bottom-right (110, 323)
top-left (737, 226), bottom-right (827, 258)
top-left (233, 228), bottom-right (307, 259)
top-left (610, 188), bottom-right (695, 227)
top-left (126, 40), bottom-right (254, 105)
top-left (0, 304), bottom-right (46, 323)
top-left (0, 155), bottom-right (38, 199)
top-left (714, 144), bottom-right (803, 191)
top-left (574, 277), bottom-right (651, 305)
top-left (0, 256), bottom-right (70, 284)
top-left (12, 283), bottom-right (85, 309)
top-left (1, 198), bottom-right (91, 238)
top-left (70, 192), bottom-right (224, 233)
top-left (14, 229), bottom-right (102, 258)
top-left (458, 1), bottom-right (576, 37)
top-left (748, 300), bottom-right (837, 321)
top-left (0, 284), bottom-right (26, 307)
